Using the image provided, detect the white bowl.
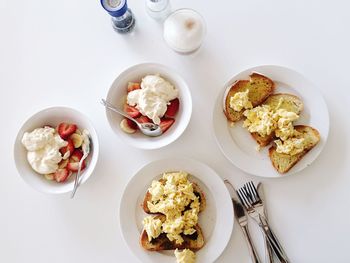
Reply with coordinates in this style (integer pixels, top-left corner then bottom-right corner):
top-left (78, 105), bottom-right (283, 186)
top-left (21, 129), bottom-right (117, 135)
top-left (14, 106), bottom-right (99, 194)
top-left (105, 63), bottom-right (192, 149)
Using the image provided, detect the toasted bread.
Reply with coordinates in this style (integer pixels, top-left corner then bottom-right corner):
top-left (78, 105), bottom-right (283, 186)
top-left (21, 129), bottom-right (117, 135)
top-left (269, 125), bottom-right (320, 173)
top-left (224, 73), bottom-right (275, 122)
top-left (251, 93), bottom-right (304, 147)
top-left (143, 181), bottom-right (206, 214)
top-left (140, 220), bottom-right (205, 251)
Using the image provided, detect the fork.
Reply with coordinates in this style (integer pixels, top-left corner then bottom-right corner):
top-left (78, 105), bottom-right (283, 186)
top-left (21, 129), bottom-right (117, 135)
top-left (237, 182), bottom-right (290, 263)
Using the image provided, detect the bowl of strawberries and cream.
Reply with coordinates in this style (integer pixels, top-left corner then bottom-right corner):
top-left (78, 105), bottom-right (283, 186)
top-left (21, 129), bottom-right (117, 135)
top-left (14, 107), bottom-right (99, 194)
top-left (105, 63), bottom-right (192, 149)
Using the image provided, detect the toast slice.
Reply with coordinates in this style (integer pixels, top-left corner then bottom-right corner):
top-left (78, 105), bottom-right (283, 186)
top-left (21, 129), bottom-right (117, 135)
top-left (251, 93), bottom-right (304, 147)
top-left (140, 220), bottom-right (205, 251)
top-left (269, 125), bottom-right (320, 173)
top-left (143, 181), bottom-right (206, 214)
top-left (224, 73), bottom-right (275, 122)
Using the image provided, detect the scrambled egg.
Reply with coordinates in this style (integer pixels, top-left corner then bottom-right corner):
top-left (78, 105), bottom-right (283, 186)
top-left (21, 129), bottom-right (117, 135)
top-left (146, 172), bottom-right (199, 245)
top-left (142, 216), bottom-right (163, 242)
top-left (229, 90), bottom-right (253, 112)
top-left (274, 109), bottom-right (299, 141)
top-left (174, 249), bottom-right (196, 263)
top-left (243, 105), bottom-right (276, 136)
top-left (243, 105), bottom-right (299, 139)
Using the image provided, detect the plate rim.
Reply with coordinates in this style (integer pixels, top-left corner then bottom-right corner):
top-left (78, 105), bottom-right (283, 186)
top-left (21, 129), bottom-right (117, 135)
top-left (213, 64), bottom-right (330, 178)
top-left (118, 157), bottom-right (234, 263)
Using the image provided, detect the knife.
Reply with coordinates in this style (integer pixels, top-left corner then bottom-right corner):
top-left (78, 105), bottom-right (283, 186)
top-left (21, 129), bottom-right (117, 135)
top-left (224, 180), bottom-right (261, 263)
top-left (257, 183), bottom-right (274, 263)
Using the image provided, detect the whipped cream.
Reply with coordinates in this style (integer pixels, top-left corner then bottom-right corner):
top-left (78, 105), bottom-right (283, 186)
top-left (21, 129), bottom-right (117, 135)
top-left (127, 75), bottom-right (178, 124)
top-left (21, 127), bottom-right (67, 174)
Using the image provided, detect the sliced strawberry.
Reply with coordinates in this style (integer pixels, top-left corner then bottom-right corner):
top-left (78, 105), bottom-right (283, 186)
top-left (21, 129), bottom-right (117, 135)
top-left (54, 168), bottom-right (70, 183)
top-left (59, 138), bottom-right (74, 156)
top-left (67, 149), bottom-right (86, 172)
top-left (136, 115), bottom-right (152, 124)
top-left (165, 98), bottom-right (180, 118)
top-left (126, 118), bottom-right (138, 130)
top-left (127, 82), bottom-right (141, 93)
top-left (160, 118), bottom-right (175, 133)
top-left (57, 123), bottom-right (77, 139)
top-left (124, 104), bottom-right (141, 118)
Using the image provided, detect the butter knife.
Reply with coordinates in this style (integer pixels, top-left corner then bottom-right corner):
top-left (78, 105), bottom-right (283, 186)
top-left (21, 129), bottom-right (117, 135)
top-left (224, 180), bottom-right (261, 263)
top-left (257, 183), bottom-right (273, 263)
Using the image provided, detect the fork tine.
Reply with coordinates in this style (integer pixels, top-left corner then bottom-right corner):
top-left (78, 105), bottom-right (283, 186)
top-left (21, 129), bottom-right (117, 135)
top-left (237, 189), bottom-right (251, 209)
top-left (246, 182), bottom-right (257, 203)
top-left (247, 181), bottom-right (261, 202)
top-left (242, 184), bottom-right (254, 204)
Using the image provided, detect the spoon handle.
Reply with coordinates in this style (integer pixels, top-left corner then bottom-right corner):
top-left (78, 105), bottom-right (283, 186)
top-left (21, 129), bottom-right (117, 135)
top-left (101, 99), bottom-right (137, 123)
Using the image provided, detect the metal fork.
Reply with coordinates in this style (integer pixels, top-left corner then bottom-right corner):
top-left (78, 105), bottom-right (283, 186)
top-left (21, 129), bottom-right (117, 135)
top-left (237, 182), bottom-right (290, 263)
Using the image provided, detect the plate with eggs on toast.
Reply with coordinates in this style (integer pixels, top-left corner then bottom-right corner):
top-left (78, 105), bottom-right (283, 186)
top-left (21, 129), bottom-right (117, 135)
top-left (119, 158), bottom-right (233, 263)
top-left (213, 65), bottom-right (329, 178)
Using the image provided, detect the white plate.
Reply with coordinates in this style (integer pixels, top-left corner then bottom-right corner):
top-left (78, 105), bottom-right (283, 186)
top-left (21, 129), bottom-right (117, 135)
top-left (213, 65), bottom-right (329, 178)
top-left (119, 158), bottom-right (234, 263)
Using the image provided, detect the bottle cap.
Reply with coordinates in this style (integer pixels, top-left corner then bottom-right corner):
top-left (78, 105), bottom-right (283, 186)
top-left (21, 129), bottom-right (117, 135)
top-left (101, 0), bottom-right (128, 17)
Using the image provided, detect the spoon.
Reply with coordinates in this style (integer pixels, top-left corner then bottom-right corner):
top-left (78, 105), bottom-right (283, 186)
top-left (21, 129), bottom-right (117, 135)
top-left (71, 131), bottom-right (91, 199)
top-left (100, 99), bottom-right (162, 137)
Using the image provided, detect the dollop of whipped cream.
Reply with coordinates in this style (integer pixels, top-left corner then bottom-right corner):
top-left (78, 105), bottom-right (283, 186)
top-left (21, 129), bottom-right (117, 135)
top-left (21, 127), bottom-right (67, 174)
top-left (127, 75), bottom-right (178, 124)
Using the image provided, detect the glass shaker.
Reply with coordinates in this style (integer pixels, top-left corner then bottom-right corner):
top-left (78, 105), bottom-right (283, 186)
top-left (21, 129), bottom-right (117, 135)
top-left (101, 0), bottom-right (136, 33)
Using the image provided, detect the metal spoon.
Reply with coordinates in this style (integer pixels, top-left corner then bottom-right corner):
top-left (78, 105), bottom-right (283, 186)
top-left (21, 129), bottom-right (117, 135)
top-left (100, 99), bottom-right (162, 137)
top-left (70, 132), bottom-right (90, 199)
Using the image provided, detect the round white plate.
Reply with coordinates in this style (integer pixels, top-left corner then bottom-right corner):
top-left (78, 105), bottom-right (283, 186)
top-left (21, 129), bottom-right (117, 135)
top-left (119, 158), bottom-right (234, 263)
top-left (213, 65), bottom-right (329, 178)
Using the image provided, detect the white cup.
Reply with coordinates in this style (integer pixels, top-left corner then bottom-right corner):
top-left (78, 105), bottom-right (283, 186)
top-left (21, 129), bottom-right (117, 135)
top-left (163, 8), bottom-right (206, 54)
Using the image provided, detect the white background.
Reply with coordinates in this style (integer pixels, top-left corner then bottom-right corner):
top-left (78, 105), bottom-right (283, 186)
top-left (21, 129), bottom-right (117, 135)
top-left (1, 0), bottom-right (350, 262)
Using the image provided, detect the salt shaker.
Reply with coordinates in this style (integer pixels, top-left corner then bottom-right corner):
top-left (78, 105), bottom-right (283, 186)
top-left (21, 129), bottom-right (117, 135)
top-left (145, 0), bottom-right (171, 20)
top-left (101, 0), bottom-right (136, 33)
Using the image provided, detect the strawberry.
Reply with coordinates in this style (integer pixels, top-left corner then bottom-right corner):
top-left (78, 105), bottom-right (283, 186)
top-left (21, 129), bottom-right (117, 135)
top-left (165, 98), bottom-right (180, 118)
top-left (54, 168), bottom-right (70, 183)
top-left (57, 123), bottom-right (77, 139)
top-left (124, 104), bottom-right (141, 118)
top-left (59, 138), bottom-right (74, 157)
top-left (160, 118), bottom-right (175, 133)
top-left (136, 115), bottom-right (152, 123)
top-left (67, 149), bottom-right (86, 172)
top-left (126, 118), bottom-right (138, 130)
top-left (127, 82), bottom-right (141, 93)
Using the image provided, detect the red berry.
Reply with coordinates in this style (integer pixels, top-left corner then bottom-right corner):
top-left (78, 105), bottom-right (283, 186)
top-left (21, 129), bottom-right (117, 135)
top-left (124, 104), bottom-right (141, 118)
top-left (67, 149), bottom-right (86, 172)
top-left (57, 123), bottom-right (77, 139)
top-left (54, 168), bottom-right (70, 183)
top-left (59, 138), bottom-right (74, 157)
top-left (159, 118), bottom-right (175, 133)
top-left (165, 98), bottom-right (180, 118)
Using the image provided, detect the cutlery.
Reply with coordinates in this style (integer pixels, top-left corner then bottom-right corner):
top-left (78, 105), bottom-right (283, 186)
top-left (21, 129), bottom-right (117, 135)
top-left (224, 180), bottom-right (262, 263)
top-left (257, 183), bottom-right (273, 263)
top-left (237, 182), bottom-right (290, 263)
top-left (100, 99), bottom-right (162, 137)
top-left (70, 133), bottom-right (91, 198)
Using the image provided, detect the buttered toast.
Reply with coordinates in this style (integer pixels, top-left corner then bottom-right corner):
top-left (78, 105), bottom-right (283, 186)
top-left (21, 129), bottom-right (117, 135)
top-left (140, 215), bottom-right (205, 251)
top-left (269, 125), bottom-right (320, 173)
top-left (224, 73), bottom-right (275, 122)
top-left (251, 93), bottom-right (304, 147)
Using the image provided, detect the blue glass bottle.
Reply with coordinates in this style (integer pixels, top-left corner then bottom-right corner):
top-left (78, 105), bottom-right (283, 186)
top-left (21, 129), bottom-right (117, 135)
top-left (101, 0), bottom-right (136, 34)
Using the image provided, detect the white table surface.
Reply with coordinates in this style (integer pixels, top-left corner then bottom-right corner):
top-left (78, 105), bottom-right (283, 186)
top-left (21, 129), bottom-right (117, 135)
top-left (1, 0), bottom-right (350, 262)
